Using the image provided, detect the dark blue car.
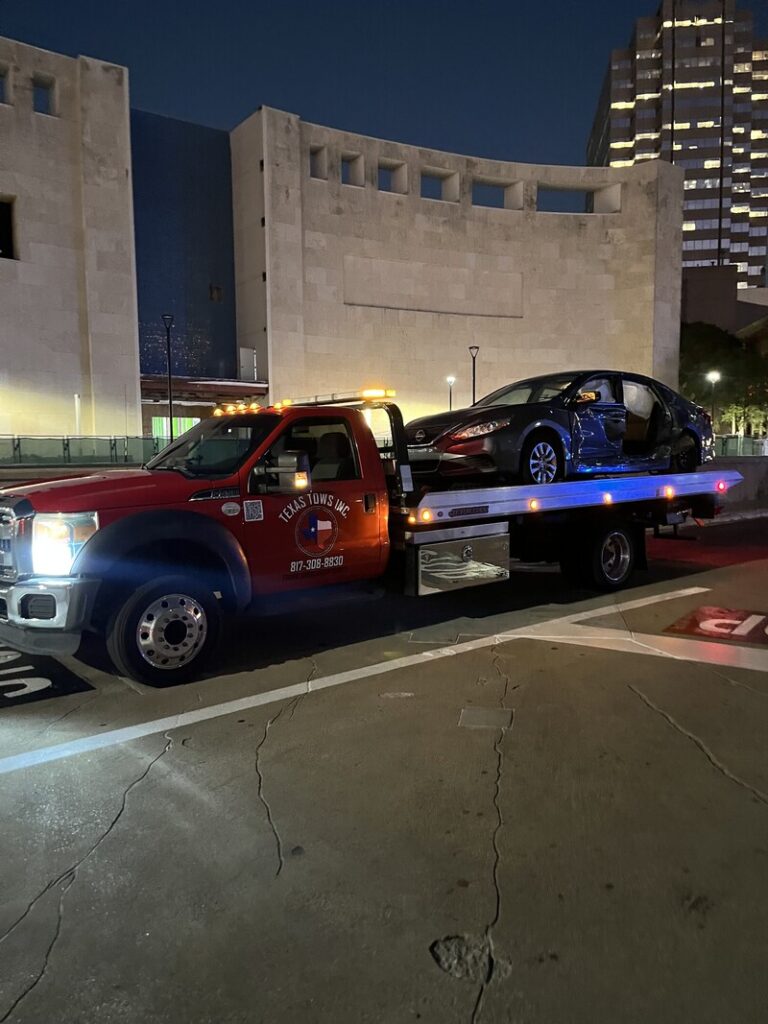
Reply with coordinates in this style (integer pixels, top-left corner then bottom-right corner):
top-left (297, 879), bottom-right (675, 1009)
top-left (406, 370), bottom-right (715, 484)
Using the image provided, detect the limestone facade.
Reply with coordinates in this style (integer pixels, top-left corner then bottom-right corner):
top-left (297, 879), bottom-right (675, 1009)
top-left (232, 107), bottom-right (684, 420)
top-left (0, 37), bottom-right (141, 436)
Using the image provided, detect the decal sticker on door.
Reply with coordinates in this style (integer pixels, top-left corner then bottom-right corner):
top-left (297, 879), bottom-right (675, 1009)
top-left (280, 492), bottom-right (350, 573)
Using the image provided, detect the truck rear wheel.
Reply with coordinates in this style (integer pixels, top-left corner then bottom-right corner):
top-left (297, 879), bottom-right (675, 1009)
top-left (560, 522), bottom-right (636, 591)
top-left (106, 574), bottom-right (221, 686)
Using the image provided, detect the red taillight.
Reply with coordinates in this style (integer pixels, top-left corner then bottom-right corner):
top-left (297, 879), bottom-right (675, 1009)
top-left (716, 480), bottom-right (727, 493)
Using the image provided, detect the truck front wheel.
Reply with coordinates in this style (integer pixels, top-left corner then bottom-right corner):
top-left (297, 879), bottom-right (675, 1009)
top-left (106, 574), bottom-right (221, 686)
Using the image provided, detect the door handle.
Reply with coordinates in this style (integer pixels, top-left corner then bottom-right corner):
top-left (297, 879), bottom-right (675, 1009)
top-left (363, 493), bottom-right (377, 514)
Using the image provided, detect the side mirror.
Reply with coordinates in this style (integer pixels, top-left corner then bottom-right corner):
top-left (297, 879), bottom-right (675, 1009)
top-left (575, 390), bottom-right (599, 406)
top-left (252, 451), bottom-right (312, 494)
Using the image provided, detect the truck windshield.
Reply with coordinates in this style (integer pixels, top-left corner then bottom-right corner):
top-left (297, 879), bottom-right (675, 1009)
top-left (475, 375), bottom-right (575, 408)
top-left (146, 415), bottom-right (281, 478)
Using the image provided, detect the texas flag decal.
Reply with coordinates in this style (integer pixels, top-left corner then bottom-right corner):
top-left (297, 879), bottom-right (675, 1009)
top-left (296, 508), bottom-right (338, 556)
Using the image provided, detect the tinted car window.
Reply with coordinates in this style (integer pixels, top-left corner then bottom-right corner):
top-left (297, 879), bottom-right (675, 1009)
top-left (579, 377), bottom-right (617, 403)
top-left (147, 414), bottom-right (281, 477)
top-left (476, 375), bottom-right (574, 408)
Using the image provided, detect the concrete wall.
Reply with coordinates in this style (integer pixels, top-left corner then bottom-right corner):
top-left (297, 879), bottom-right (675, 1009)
top-left (714, 456), bottom-right (768, 511)
top-left (232, 108), bottom-right (684, 421)
top-left (0, 37), bottom-right (141, 435)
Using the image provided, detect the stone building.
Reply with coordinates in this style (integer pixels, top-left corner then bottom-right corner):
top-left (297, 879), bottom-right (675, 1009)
top-left (0, 37), bottom-right (141, 436)
top-left (232, 107), bottom-right (684, 419)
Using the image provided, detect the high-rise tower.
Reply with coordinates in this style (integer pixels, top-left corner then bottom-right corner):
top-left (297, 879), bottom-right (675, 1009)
top-left (588, 0), bottom-right (768, 289)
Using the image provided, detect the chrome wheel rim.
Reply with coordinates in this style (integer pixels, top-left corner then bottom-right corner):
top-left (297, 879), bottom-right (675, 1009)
top-left (601, 532), bottom-right (631, 583)
top-left (529, 441), bottom-right (558, 483)
top-left (136, 593), bottom-right (207, 670)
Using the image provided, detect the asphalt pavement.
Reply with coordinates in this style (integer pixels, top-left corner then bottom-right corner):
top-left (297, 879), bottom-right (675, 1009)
top-left (1, 518), bottom-right (767, 1024)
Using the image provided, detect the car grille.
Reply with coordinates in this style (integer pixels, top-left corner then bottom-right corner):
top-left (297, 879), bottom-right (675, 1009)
top-left (406, 426), bottom-right (446, 446)
top-left (0, 509), bottom-right (18, 583)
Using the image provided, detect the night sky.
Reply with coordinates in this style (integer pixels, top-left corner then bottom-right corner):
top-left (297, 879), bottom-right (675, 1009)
top-left (2, 1), bottom-right (768, 166)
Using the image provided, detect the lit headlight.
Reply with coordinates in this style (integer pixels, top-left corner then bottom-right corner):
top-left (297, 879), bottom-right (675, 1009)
top-left (451, 419), bottom-right (510, 440)
top-left (32, 512), bottom-right (99, 576)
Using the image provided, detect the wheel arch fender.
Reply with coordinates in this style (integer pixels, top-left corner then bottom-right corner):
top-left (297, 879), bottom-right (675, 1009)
top-left (72, 509), bottom-right (252, 611)
top-left (519, 419), bottom-right (572, 465)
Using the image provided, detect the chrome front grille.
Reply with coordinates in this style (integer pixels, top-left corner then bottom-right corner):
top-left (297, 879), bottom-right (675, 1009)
top-left (0, 508), bottom-right (18, 582)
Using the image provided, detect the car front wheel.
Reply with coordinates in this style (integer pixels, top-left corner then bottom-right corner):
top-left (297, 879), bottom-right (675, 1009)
top-left (521, 434), bottom-right (564, 484)
top-left (106, 574), bottom-right (221, 686)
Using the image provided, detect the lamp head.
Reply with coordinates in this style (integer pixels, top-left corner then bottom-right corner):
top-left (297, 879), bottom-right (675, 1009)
top-left (161, 313), bottom-right (174, 330)
top-left (706, 370), bottom-right (721, 384)
top-left (446, 375), bottom-right (456, 386)
top-left (468, 346), bottom-right (479, 358)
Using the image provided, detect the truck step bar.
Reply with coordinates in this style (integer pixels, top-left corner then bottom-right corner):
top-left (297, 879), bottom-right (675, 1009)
top-left (406, 470), bottom-right (742, 525)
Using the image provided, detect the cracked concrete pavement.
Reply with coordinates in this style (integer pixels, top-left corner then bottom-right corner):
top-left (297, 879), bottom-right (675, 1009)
top-left (1, 536), bottom-right (767, 1023)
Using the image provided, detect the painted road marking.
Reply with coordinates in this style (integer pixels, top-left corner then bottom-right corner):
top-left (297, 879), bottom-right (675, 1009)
top-left (0, 584), bottom-right (748, 778)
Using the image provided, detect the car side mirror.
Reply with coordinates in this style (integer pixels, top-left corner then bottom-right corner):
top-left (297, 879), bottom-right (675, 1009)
top-left (251, 451), bottom-right (311, 494)
top-left (575, 390), bottom-right (599, 406)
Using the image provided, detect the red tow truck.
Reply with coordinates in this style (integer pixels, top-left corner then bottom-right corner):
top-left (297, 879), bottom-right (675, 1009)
top-left (0, 396), bottom-right (740, 684)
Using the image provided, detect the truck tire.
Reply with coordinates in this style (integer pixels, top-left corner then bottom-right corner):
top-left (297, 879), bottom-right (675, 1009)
top-left (106, 574), bottom-right (221, 686)
top-left (560, 522), bottom-right (636, 591)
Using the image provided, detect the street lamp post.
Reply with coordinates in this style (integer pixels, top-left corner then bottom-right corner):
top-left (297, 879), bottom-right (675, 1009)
top-left (161, 313), bottom-right (175, 442)
top-left (447, 375), bottom-right (456, 411)
top-left (706, 369), bottom-right (721, 424)
top-left (468, 346), bottom-right (479, 405)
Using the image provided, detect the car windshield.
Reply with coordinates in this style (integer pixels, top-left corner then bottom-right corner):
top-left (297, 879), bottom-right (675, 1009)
top-left (475, 375), bottom-right (576, 408)
top-left (146, 414), bottom-right (281, 478)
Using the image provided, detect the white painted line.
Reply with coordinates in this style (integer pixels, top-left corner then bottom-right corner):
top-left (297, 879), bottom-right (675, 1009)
top-left (560, 586), bottom-right (710, 625)
top-left (0, 586), bottom-right (716, 778)
top-left (550, 624), bottom-right (768, 674)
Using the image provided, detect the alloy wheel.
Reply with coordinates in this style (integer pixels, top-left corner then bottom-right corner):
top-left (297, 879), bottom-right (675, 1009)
top-left (136, 592), bottom-right (208, 670)
top-left (528, 441), bottom-right (559, 484)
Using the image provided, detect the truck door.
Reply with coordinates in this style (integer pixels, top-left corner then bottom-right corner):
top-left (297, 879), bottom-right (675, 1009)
top-left (239, 415), bottom-right (383, 592)
top-left (571, 375), bottom-right (626, 469)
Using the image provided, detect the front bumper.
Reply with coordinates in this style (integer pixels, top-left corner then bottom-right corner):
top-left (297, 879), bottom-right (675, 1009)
top-left (0, 577), bottom-right (99, 656)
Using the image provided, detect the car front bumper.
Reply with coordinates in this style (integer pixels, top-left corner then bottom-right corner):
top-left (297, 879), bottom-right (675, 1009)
top-left (0, 577), bottom-right (99, 656)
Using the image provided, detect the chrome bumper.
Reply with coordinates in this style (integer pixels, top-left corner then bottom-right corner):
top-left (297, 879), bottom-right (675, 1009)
top-left (0, 577), bottom-right (98, 656)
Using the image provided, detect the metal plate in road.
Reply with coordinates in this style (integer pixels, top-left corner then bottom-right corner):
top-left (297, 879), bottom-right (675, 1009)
top-left (0, 645), bottom-right (94, 708)
top-left (664, 606), bottom-right (768, 645)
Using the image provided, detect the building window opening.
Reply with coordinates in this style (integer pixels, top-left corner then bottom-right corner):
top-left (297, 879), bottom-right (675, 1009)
top-left (209, 284), bottom-right (223, 303)
top-left (0, 200), bottom-right (15, 260)
top-left (420, 168), bottom-right (459, 202)
top-left (378, 160), bottom-right (407, 194)
top-left (537, 186), bottom-right (607, 214)
top-left (0, 66), bottom-right (8, 105)
top-left (471, 181), bottom-right (506, 209)
top-left (341, 152), bottom-right (364, 187)
top-left (309, 145), bottom-right (328, 180)
top-left (32, 74), bottom-right (55, 115)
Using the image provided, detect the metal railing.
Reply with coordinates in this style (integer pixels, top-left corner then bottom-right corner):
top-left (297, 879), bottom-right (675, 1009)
top-left (715, 435), bottom-right (768, 458)
top-left (0, 436), bottom-right (172, 467)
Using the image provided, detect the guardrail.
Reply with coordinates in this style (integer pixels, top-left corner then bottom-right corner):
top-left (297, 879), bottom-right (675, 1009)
top-left (0, 436), bottom-right (171, 467)
top-left (715, 435), bottom-right (768, 457)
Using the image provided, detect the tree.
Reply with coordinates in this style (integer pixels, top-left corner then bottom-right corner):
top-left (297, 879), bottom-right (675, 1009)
top-left (679, 322), bottom-right (768, 432)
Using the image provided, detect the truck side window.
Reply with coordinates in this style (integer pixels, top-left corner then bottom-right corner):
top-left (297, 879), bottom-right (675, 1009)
top-left (267, 419), bottom-right (361, 482)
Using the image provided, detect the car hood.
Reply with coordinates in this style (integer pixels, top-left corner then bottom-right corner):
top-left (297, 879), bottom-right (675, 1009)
top-left (0, 469), bottom-right (228, 515)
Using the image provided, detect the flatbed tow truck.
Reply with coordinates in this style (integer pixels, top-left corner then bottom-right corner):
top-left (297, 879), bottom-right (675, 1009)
top-left (0, 395), bottom-right (741, 685)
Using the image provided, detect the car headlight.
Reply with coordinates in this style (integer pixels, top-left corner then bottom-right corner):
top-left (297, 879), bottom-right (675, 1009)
top-left (32, 512), bottom-right (99, 576)
top-left (451, 419), bottom-right (510, 441)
